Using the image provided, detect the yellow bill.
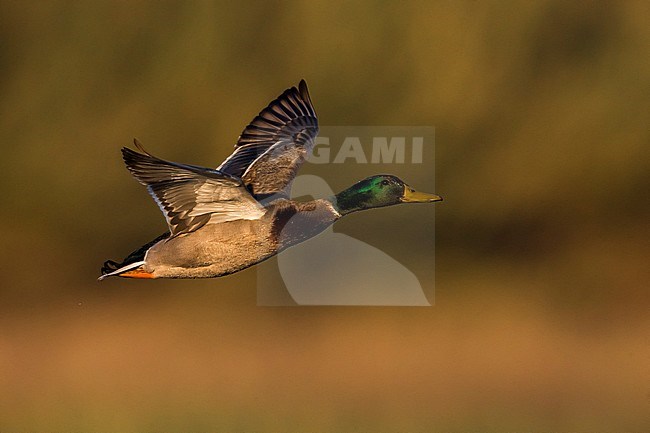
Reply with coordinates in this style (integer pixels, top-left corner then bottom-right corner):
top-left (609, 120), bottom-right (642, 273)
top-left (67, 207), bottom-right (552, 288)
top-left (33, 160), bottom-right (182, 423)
top-left (401, 186), bottom-right (443, 203)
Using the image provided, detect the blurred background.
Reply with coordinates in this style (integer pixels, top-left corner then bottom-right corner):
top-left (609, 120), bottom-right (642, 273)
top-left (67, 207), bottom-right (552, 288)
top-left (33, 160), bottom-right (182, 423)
top-left (1, 1), bottom-right (649, 431)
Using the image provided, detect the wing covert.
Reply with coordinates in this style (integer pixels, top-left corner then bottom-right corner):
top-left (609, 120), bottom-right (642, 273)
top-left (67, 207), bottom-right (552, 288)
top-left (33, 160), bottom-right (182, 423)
top-left (123, 141), bottom-right (265, 237)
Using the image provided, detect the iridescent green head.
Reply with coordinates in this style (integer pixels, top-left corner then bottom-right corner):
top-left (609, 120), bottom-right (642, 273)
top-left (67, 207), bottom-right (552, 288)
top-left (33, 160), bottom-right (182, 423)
top-left (333, 175), bottom-right (442, 215)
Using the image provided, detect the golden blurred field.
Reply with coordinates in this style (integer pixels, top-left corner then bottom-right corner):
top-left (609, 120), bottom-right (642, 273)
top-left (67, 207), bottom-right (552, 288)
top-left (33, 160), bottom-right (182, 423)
top-left (1, 1), bottom-right (649, 431)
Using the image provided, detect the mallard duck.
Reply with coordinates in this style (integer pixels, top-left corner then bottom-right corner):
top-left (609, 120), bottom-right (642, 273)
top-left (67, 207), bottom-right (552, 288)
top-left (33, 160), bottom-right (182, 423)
top-left (99, 80), bottom-right (442, 280)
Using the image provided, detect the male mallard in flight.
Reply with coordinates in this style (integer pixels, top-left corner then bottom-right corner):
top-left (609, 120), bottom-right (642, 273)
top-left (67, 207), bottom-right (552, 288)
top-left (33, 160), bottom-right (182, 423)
top-left (99, 80), bottom-right (442, 280)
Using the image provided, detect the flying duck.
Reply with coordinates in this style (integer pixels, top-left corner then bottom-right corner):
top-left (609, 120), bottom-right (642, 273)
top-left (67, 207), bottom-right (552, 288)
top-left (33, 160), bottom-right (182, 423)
top-left (99, 80), bottom-right (442, 280)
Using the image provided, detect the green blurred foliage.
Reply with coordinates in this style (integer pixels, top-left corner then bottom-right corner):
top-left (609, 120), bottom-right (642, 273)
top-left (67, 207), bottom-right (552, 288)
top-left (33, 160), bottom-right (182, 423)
top-left (0, 1), bottom-right (648, 432)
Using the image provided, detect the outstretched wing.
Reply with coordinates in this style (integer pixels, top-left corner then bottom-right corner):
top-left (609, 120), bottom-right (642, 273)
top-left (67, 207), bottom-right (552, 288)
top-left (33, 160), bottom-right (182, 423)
top-left (217, 79), bottom-right (319, 197)
top-left (123, 140), bottom-right (265, 238)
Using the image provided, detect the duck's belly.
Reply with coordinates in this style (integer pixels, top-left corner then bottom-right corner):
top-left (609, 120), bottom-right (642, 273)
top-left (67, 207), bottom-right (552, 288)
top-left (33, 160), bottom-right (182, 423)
top-left (143, 220), bottom-right (278, 278)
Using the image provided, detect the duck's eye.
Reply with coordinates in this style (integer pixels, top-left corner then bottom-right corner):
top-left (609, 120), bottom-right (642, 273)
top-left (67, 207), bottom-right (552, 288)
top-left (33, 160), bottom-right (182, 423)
top-left (380, 179), bottom-right (390, 186)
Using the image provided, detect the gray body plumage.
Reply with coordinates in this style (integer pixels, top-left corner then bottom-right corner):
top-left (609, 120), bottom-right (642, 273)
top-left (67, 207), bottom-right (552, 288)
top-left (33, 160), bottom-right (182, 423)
top-left (142, 199), bottom-right (339, 278)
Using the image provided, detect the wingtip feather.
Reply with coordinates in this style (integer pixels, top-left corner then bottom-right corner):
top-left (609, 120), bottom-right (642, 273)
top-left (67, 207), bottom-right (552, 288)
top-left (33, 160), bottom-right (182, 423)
top-left (298, 79), bottom-right (309, 97)
top-left (133, 138), bottom-right (151, 155)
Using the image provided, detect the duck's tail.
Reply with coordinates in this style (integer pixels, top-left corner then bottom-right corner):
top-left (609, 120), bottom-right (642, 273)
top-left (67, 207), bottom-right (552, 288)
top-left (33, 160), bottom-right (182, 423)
top-left (98, 232), bottom-right (170, 281)
top-left (98, 260), bottom-right (151, 281)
